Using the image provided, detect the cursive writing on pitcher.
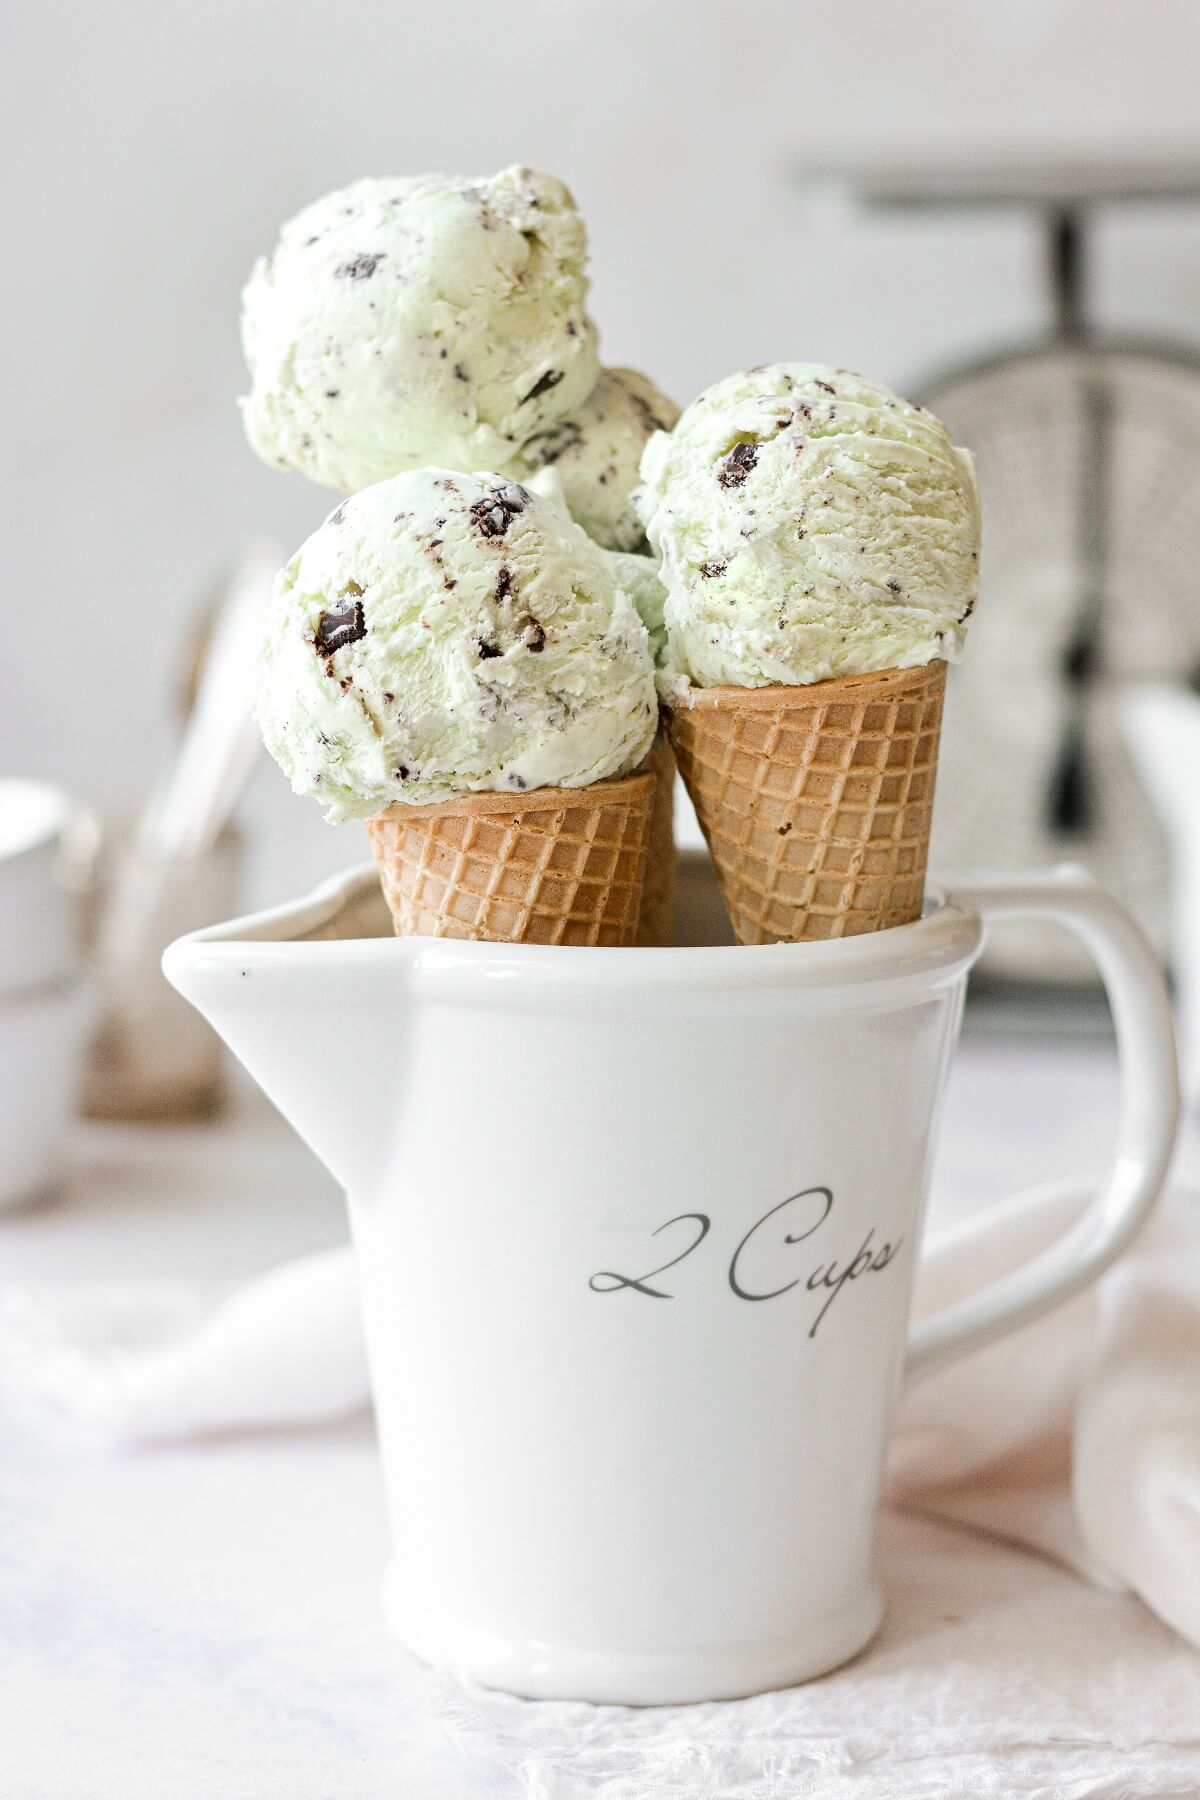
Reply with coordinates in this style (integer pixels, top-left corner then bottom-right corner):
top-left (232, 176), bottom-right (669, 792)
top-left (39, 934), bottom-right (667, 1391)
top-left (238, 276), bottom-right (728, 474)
top-left (588, 1189), bottom-right (903, 1338)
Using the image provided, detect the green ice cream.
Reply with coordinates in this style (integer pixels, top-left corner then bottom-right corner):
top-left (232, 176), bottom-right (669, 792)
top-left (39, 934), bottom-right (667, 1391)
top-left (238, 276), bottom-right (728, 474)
top-left (507, 366), bottom-right (679, 552)
top-left (636, 363), bottom-right (980, 693)
top-left (604, 550), bottom-right (667, 665)
top-left (257, 471), bottom-right (658, 821)
top-left (241, 168), bottom-right (599, 492)
top-left (522, 465), bottom-right (668, 663)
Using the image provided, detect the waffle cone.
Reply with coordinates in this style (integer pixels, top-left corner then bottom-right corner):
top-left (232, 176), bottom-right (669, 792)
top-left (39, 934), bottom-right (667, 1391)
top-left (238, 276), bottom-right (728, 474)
top-left (636, 733), bottom-right (678, 947)
top-left (365, 770), bottom-right (655, 945)
top-left (667, 661), bottom-right (947, 945)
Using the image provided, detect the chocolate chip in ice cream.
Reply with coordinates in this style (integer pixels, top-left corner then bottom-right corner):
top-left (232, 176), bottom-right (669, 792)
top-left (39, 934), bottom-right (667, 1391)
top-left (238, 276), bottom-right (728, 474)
top-left (628, 388), bottom-right (672, 435)
top-left (719, 442), bottom-right (759, 489)
top-left (335, 254), bottom-right (384, 281)
top-left (315, 581), bottom-right (367, 655)
top-left (521, 368), bottom-right (564, 405)
top-left (469, 482), bottom-right (528, 539)
top-left (520, 418), bottom-right (583, 467)
top-left (477, 637), bottom-right (502, 660)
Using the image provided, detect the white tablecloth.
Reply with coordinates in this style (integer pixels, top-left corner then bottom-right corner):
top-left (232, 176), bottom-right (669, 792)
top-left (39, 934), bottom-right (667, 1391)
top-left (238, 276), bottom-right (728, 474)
top-left (3, 1037), bottom-right (1199, 1798)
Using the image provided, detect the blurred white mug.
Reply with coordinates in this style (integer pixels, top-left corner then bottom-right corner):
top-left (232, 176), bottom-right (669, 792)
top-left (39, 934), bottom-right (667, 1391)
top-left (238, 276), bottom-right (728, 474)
top-left (0, 780), bottom-right (91, 1208)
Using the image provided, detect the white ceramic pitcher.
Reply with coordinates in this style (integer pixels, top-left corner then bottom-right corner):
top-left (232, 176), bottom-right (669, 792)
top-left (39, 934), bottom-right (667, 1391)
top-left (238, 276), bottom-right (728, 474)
top-left (164, 863), bottom-right (1177, 1705)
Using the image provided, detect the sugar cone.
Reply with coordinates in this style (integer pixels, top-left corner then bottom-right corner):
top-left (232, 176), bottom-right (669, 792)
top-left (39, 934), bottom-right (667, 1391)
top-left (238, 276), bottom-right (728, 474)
top-left (667, 661), bottom-right (947, 946)
top-left (636, 733), bottom-right (678, 947)
top-left (365, 770), bottom-right (655, 945)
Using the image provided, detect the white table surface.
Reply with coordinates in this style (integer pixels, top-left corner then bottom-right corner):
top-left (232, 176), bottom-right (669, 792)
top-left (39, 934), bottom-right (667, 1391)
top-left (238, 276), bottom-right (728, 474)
top-left (3, 1033), bottom-right (1198, 1799)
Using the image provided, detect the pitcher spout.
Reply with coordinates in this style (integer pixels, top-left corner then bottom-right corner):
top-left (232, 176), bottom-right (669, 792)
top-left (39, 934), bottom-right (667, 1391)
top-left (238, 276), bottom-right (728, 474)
top-left (162, 865), bottom-right (408, 1193)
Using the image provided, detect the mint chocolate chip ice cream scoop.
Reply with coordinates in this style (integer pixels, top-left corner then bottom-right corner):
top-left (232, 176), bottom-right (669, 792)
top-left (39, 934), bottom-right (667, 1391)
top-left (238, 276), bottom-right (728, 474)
top-left (636, 363), bottom-right (980, 693)
top-left (240, 167), bottom-right (599, 492)
top-left (257, 471), bottom-right (659, 821)
top-left (506, 366), bottom-right (679, 552)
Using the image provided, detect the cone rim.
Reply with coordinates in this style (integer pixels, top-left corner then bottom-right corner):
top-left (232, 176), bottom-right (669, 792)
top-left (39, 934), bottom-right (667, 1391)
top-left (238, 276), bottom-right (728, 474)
top-left (370, 767), bottom-right (656, 826)
top-left (667, 659), bottom-right (947, 715)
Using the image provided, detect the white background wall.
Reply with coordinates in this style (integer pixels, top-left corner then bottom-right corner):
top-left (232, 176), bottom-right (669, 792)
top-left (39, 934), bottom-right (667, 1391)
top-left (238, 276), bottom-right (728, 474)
top-left (6, 0), bottom-right (1200, 902)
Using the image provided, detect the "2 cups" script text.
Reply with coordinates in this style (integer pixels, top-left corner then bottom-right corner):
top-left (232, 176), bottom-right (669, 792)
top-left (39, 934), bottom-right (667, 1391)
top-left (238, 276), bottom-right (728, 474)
top-left (588, 1188), bottom-right (903, 1338)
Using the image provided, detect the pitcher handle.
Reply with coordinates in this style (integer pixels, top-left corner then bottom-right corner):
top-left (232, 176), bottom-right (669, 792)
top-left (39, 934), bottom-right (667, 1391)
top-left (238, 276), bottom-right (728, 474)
top-left (904, 866), bottom-right (1179, 1384)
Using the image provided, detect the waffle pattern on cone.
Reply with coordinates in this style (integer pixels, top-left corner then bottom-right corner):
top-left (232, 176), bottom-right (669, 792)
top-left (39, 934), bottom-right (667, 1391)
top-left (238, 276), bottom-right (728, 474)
top-left (636, 734), bottom-right (678, 947)
top-left (669, 662), bottom-right (946, 945)
top-left (365, 772), bottom-right (654, 945)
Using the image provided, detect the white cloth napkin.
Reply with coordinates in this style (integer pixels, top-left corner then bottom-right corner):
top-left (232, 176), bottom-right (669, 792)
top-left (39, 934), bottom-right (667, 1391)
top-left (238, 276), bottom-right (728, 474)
top-left (0, 1247), bottom-right (367, 1443)
top-left (3, 1173), bottom-right (1199, 1657)
top-left (888, 1176), bottom-right (1200, 1653)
